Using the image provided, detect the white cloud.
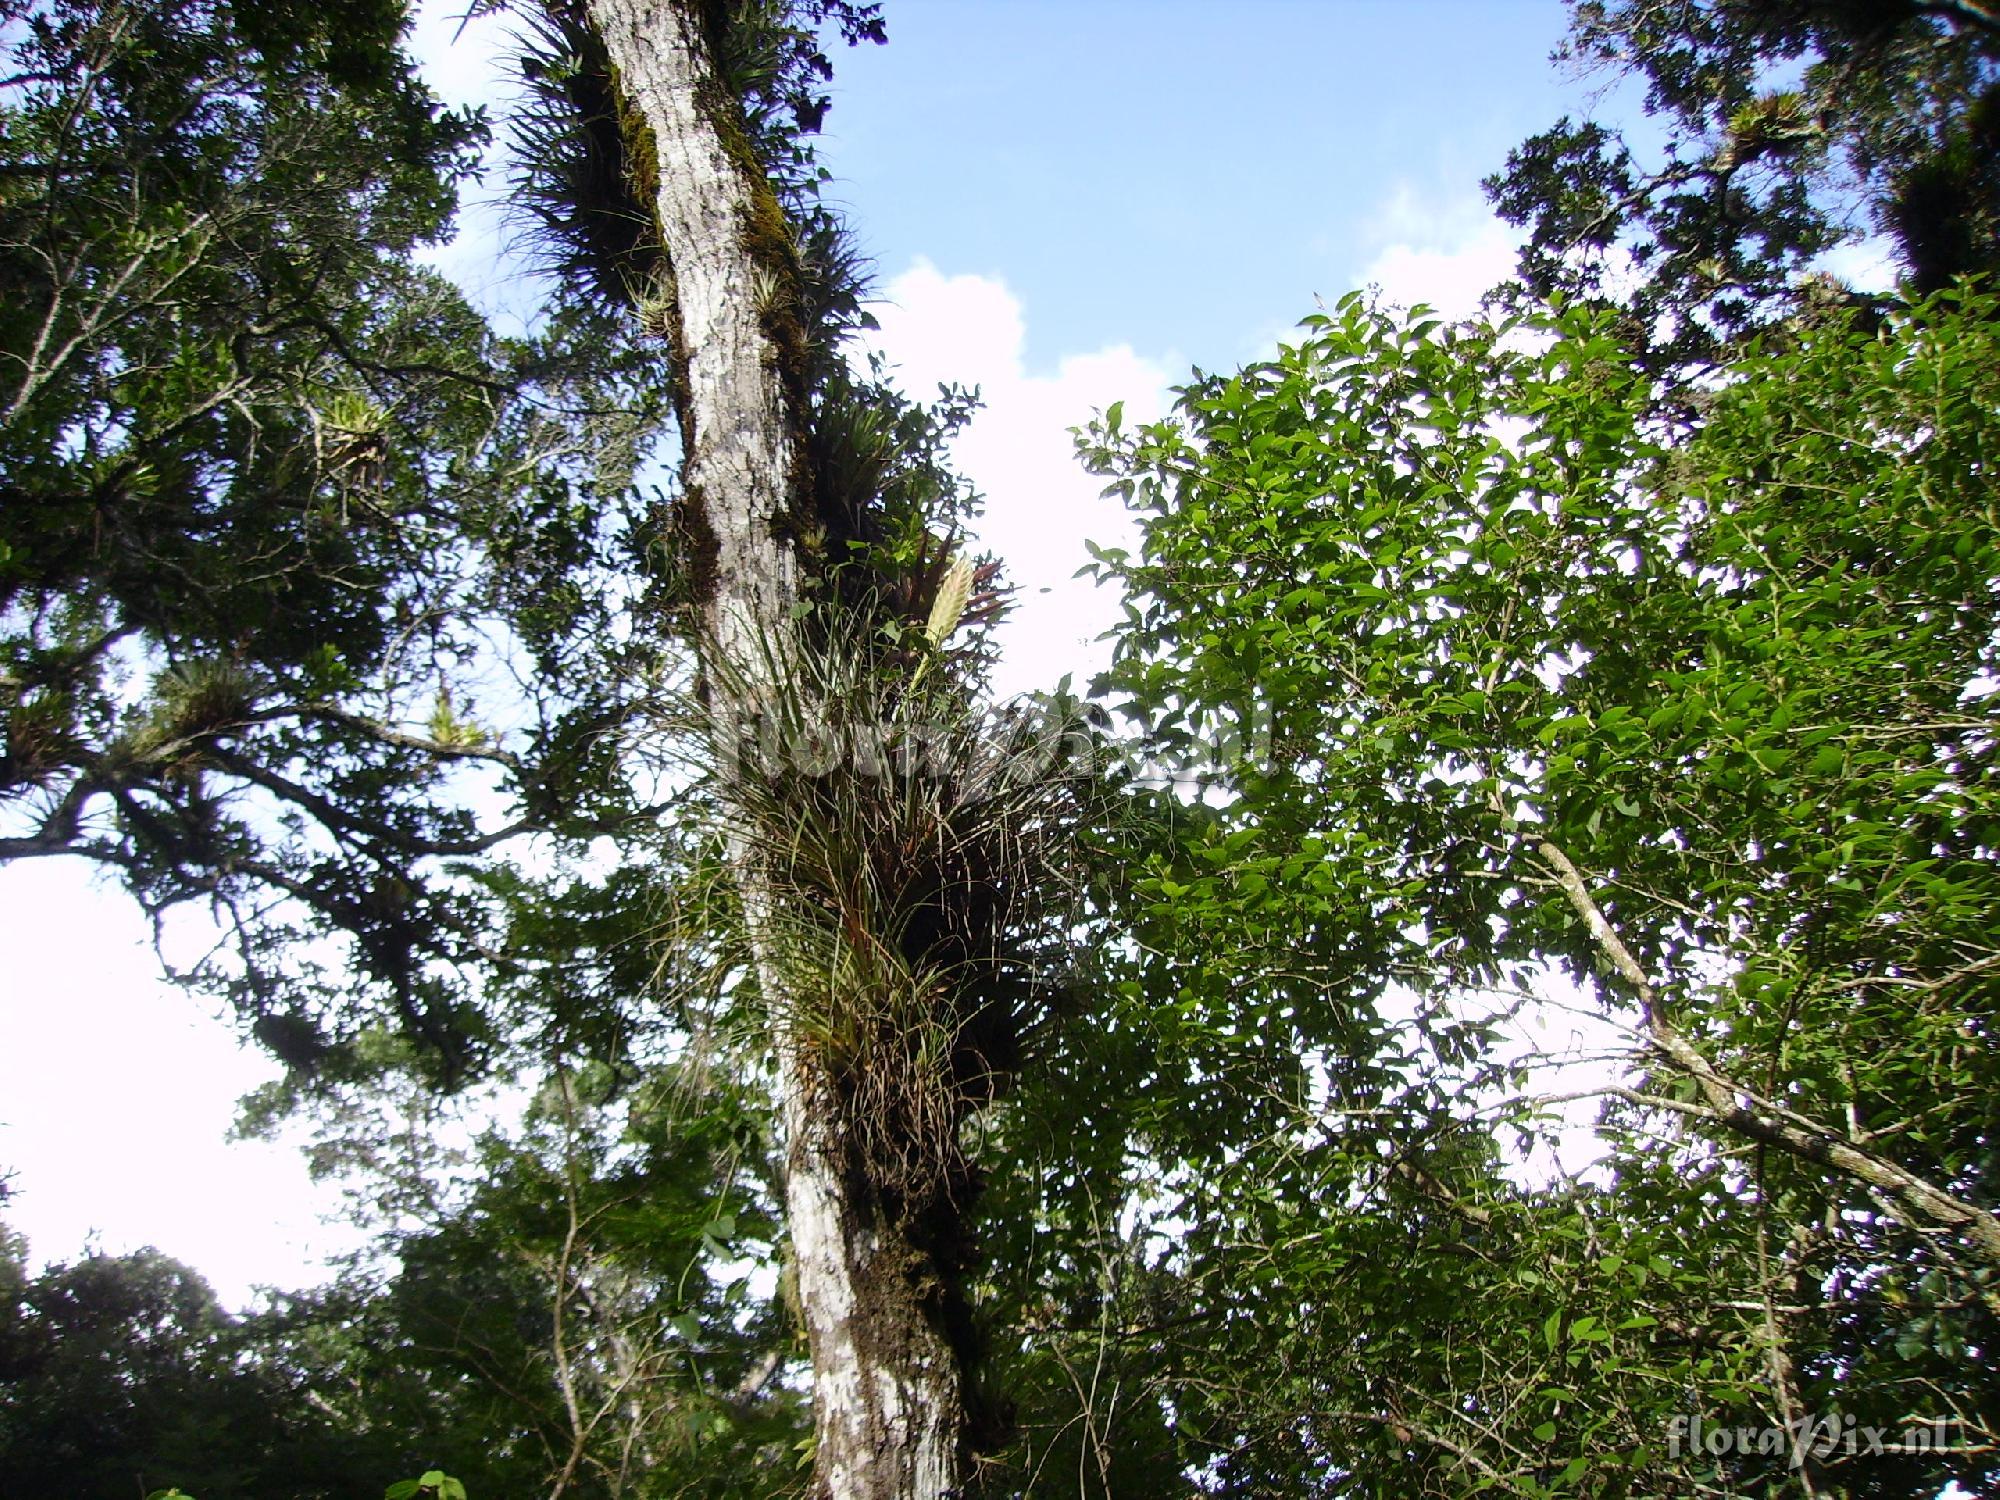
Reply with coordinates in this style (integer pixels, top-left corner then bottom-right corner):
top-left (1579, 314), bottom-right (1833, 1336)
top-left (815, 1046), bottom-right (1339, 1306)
top-left (407, 0), bottom-right (546, 335)
top-left (0, 864), bottom-right (367, 1308)
top-left (1817, 235), bottom-right (1899, 295)
top-left (859, 261), bottom-right (1176, 699)
top-left (1355, 184), bottom-right (1520, 319)
top-left (407, 0), bottom-right (514, 114)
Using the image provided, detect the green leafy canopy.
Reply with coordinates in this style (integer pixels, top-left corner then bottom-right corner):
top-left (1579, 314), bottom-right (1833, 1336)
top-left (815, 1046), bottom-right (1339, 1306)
top-left (1074, 283), bottom-right (2000, 1495)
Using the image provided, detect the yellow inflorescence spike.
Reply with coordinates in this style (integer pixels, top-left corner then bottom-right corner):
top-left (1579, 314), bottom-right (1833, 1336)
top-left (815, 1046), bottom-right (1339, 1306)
top-left (924, 556), bottom-right (975, 647)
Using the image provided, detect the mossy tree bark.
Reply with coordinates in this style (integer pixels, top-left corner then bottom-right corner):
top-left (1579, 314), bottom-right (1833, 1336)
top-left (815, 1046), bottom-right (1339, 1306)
top-left (583, 3), bottom-right (969, 1495)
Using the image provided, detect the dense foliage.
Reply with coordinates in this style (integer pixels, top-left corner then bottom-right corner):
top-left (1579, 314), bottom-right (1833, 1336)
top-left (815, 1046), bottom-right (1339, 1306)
top-left (4, 0), bottom-right (2000, 1496)
top-left (1488, 0), bottom-right (2000, 373)
top-left (1078, 286), bottom-right (2000, 1494)
top-left (0, 0), bottom-right (673, 1080)
top-left (0, 1232), bottom-right (404, 1495)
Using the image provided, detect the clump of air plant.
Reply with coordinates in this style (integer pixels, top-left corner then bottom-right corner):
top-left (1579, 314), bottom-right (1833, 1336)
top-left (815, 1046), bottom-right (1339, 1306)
top-left (631, 265), bottom-right (680, 343)
top-left (319, 388), bottom-right (390, 495)
top-left (507, 0), bottom-right (668, 323)
top-left (2, 688), bottom-right (80, 785)
top-left (659, 607), bottom-right (1106, 1222)
top-left (132, 659), bottom-right (261, 755)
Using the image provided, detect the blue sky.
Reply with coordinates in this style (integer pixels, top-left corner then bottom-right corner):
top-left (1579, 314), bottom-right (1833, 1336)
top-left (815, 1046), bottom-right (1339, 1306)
top-left (2, 0), bottom-right (1617, 1305)
top-left (816, 0), bottom-right (1576, 368)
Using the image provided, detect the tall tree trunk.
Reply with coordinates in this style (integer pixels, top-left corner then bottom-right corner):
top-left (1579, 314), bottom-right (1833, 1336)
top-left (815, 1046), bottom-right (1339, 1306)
top-left (583, 3), bottom-right (969, 1495)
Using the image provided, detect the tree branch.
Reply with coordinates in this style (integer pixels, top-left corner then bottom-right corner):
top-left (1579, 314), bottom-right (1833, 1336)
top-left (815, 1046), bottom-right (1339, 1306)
top-left (1534, 837), bottom-right (2000, 1266)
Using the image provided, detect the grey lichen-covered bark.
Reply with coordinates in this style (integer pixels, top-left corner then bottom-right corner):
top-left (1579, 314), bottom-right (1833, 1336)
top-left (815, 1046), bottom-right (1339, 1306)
top-left (582, 0), bottom-right (796, 665)
top-left (583, 2), bottom-right (969, 1494)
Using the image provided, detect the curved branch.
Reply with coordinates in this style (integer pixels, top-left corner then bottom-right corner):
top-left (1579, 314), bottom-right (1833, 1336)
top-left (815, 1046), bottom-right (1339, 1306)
top-left (205, 744), bottom-right (535, 857)
top-left (1535, 837), bottom-right (2000, 1266)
